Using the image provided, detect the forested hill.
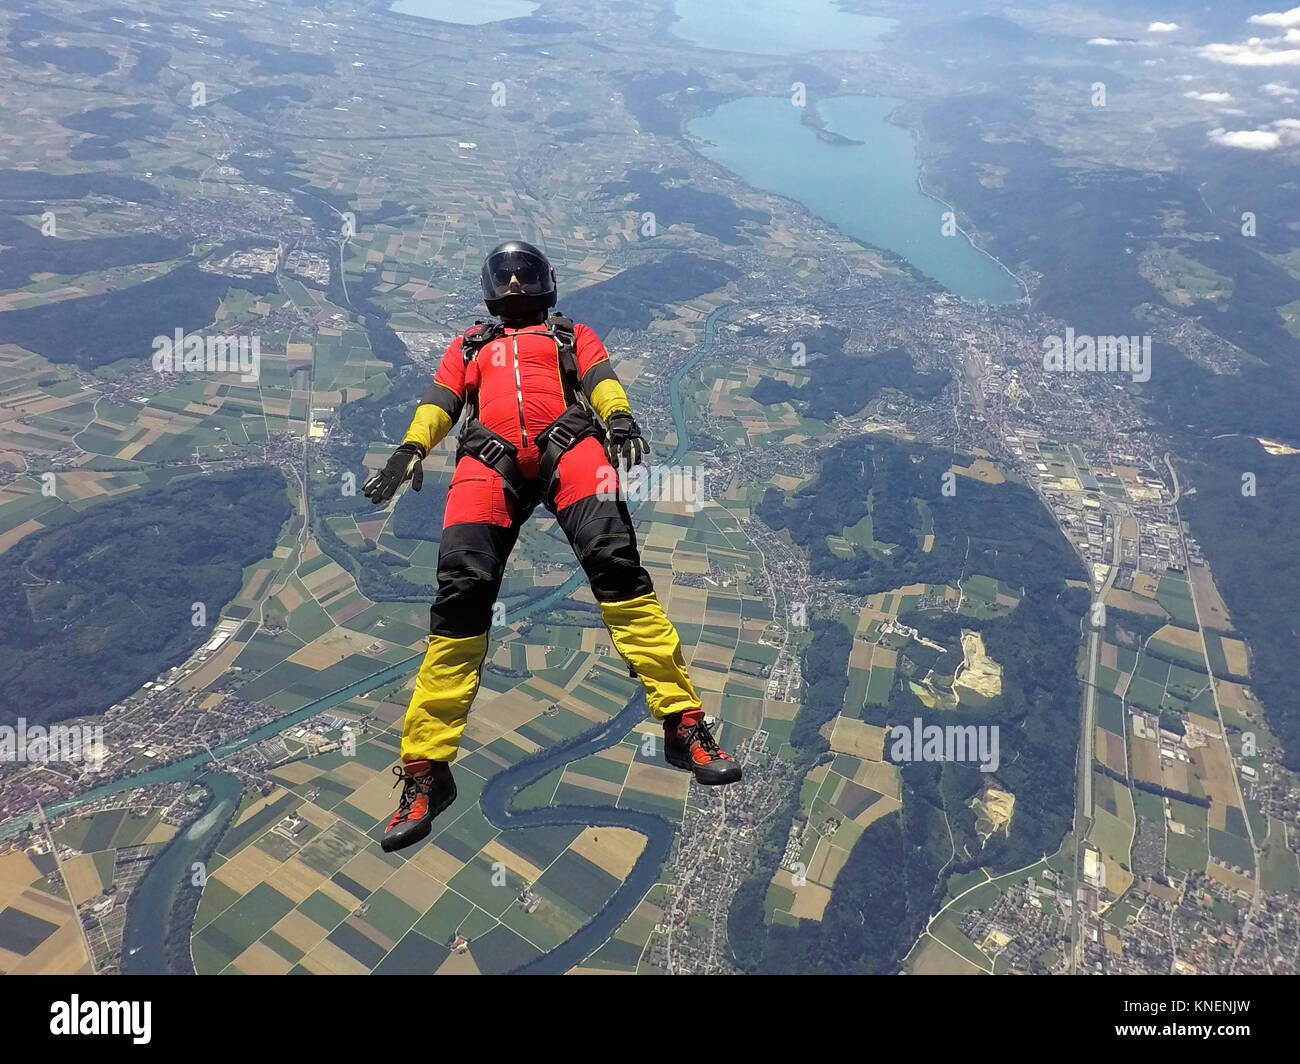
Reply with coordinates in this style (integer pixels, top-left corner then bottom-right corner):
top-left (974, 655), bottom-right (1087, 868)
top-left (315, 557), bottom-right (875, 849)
top-left (0, 467), bottom-right (292, 727)
top-left (730, 436), bottom-right (1089, 973)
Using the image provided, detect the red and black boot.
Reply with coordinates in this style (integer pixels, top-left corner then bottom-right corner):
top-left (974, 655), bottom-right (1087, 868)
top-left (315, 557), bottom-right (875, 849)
top-left (663, 710), bottom-right (742, 785)
top-left (381, 759), bottom-right (457, 852)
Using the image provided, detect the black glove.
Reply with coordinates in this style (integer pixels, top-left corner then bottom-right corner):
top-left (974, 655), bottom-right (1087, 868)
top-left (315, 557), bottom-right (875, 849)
top-left (605, 411), bottom-right (647, 472)
top-left (362, 442), bottom-right (425, 504)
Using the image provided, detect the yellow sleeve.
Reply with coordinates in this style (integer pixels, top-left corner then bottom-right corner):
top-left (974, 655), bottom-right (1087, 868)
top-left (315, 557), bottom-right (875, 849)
top-left (587, 377), bottom-right (632, 423)
top-left (402, 386), bottom-right (457, 454)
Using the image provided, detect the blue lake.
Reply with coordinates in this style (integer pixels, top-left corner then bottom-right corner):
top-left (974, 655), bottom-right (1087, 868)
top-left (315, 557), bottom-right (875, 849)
top-left (671, 0), bottom-right (895, 55)
top-left (389, 0), bottom-right (538, 25)
top-left (688, 95), bottom-right (1022, 304)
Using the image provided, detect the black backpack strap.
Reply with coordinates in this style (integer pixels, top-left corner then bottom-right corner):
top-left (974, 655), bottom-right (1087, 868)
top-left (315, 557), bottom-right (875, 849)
top-left (547, 313), bottom-right (583, 406)
top-left (535, 405), bottom-right (603, 507)
top-left (458, 319), bottom-right (503, 422)
top-left (460, 319), bottom-right (503, 364)
top-left (457, 419), bottom-right (530, 504)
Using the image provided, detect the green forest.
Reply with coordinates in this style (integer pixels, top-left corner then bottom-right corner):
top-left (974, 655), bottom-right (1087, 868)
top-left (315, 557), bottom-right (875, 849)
top-left (0, 467), bottom-right (292, 727)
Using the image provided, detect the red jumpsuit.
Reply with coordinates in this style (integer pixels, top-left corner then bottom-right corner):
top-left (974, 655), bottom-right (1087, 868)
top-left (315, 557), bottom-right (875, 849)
top-left (396, 319), bottom-right (701, 763)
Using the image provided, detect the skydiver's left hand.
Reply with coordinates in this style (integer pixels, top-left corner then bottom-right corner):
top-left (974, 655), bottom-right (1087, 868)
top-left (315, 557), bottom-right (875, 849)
top-left (605, 412), bottom-right (647, 472)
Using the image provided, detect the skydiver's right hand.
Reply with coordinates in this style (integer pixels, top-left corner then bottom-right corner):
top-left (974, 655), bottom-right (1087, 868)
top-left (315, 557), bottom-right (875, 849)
top-left (363, 442), bottom-right (425, 504)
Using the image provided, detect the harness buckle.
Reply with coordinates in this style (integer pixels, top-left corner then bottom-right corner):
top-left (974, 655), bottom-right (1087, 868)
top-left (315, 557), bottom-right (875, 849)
top-left (546, 423), bottom-right (578, 452)
top-left (477, 437), bottom-right (507, 466)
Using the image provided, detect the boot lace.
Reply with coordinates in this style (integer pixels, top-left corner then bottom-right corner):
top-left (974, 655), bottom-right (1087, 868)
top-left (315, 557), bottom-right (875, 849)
top-left (684, 719), bottom-right (721, 755)
top-left (391, 764), bottom-right (428, 818)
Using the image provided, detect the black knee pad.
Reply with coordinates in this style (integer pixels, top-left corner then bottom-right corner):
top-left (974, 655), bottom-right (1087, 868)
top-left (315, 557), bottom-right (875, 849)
top-left (557, 497), bottom-right (653, 603)
top-left (429, 522), bottom-right (517, 637)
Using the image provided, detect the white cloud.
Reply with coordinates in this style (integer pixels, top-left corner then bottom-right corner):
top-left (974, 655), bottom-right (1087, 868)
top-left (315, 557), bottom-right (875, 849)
top-left (1249, 8), bottom-right (1300, 28)
top-left (1148, 21), bottom-right (1180, 32)
top-left (1208, 126), bottom-right (1282, 148)
top-left (1206, 117), bottom-right (1300, 148)
top-left (1201, 40), bottom-right (1300, 65)
top-left (1088, 37), bottom-right (1123, 46)
top-left (1262, 80), bottom-right (1296, 94)
top-left (1184, 90), bottom-right (1234, 101)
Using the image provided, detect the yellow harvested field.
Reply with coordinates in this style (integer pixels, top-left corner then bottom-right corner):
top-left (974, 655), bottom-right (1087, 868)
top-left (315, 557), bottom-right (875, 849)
top-left (295, 802), bottom-right (336, 831)
top-left (212, 844), bottom-right (284, 895)
top-left (383, 861), bottom-right (445, 911)
top-left (857, 761), bottom-right (901, 801)
top-left (287, 631), bottom-right (374, 669)
top-left (481, 839), bottom-right (547, 884)
top-left (305, 938), bottom-right (371, 976)
top-left (848, 639), bottom-right (875, 672)
top-left (1133, 572), bottom-right (1160, 597)
top-left (144, 823), bottom-right (177, 845)
top-left (1220, 636), bottom-right (1249, 676)
top-left (1105, 588), bottom-right (1166, 616)
top-left (787, 881), bottom-right (832, 920)
top-left (62, 854), bottom-right (105, 906)
top-left (1131, 737), bottom-right (1162, 785)
top-left (806, 837), bottom-right (850, 887)
top-left (1190, 564), bottom-right (1232, 630)
top-left (1214, 680), bottom-right (1258, 720)
top-left (829, 716), bottom-right (886, 760)
top-left (1152, 624), bottom-right (1203, 653)
top-left (1190, 742), bottom-right (1241, 831)
top-left (328, 760), bottom-right (374, 791)
top-left (270, 761), bottom-right (325, 785)
top-left (951, 459), bottom-right (1005, 484)
top-left (341, 850), bottom-right (398, 893)
top-left (346, 769), bottom-right (411, 820)
top-left (409, 844), bottom-right (463, 884)
top-left (0, 518), bottom-right (44, 551)
top-left (272, 910), bottom-right (331, 953)
top-left (233, 787), bottom-right (289, 828)
top-left (762, 698), bottom-right (801, 721)
top-left (1207, 862), bottom-right (1257, 895)
top-left (266, 859), bottom-right (326, 904)
top-left (569, 827), bottom-right (646, 880)
top-left (233, 941), bottom-right (293, 976)
top-left (624, 760), bottom-right (690, 801)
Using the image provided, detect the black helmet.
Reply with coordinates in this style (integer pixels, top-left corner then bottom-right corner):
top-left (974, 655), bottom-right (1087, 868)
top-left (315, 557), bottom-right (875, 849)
top-left (480, 240), bottom-right (556, 319)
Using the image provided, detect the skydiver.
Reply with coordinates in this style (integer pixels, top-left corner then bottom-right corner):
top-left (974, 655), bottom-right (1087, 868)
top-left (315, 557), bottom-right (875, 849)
top-left (364, 240), bottom-right (741, 852)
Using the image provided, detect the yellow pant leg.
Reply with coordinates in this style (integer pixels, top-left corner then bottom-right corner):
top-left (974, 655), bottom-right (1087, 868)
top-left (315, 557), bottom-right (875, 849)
top-left (400, 632), bottom-right (489, 762)
top-left (599, 591), bottom-right (701, 720)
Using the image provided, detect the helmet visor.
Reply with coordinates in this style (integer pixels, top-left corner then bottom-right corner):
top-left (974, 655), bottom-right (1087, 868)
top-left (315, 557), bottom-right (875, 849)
top-left (484, 249), bottom-right (551, 295)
